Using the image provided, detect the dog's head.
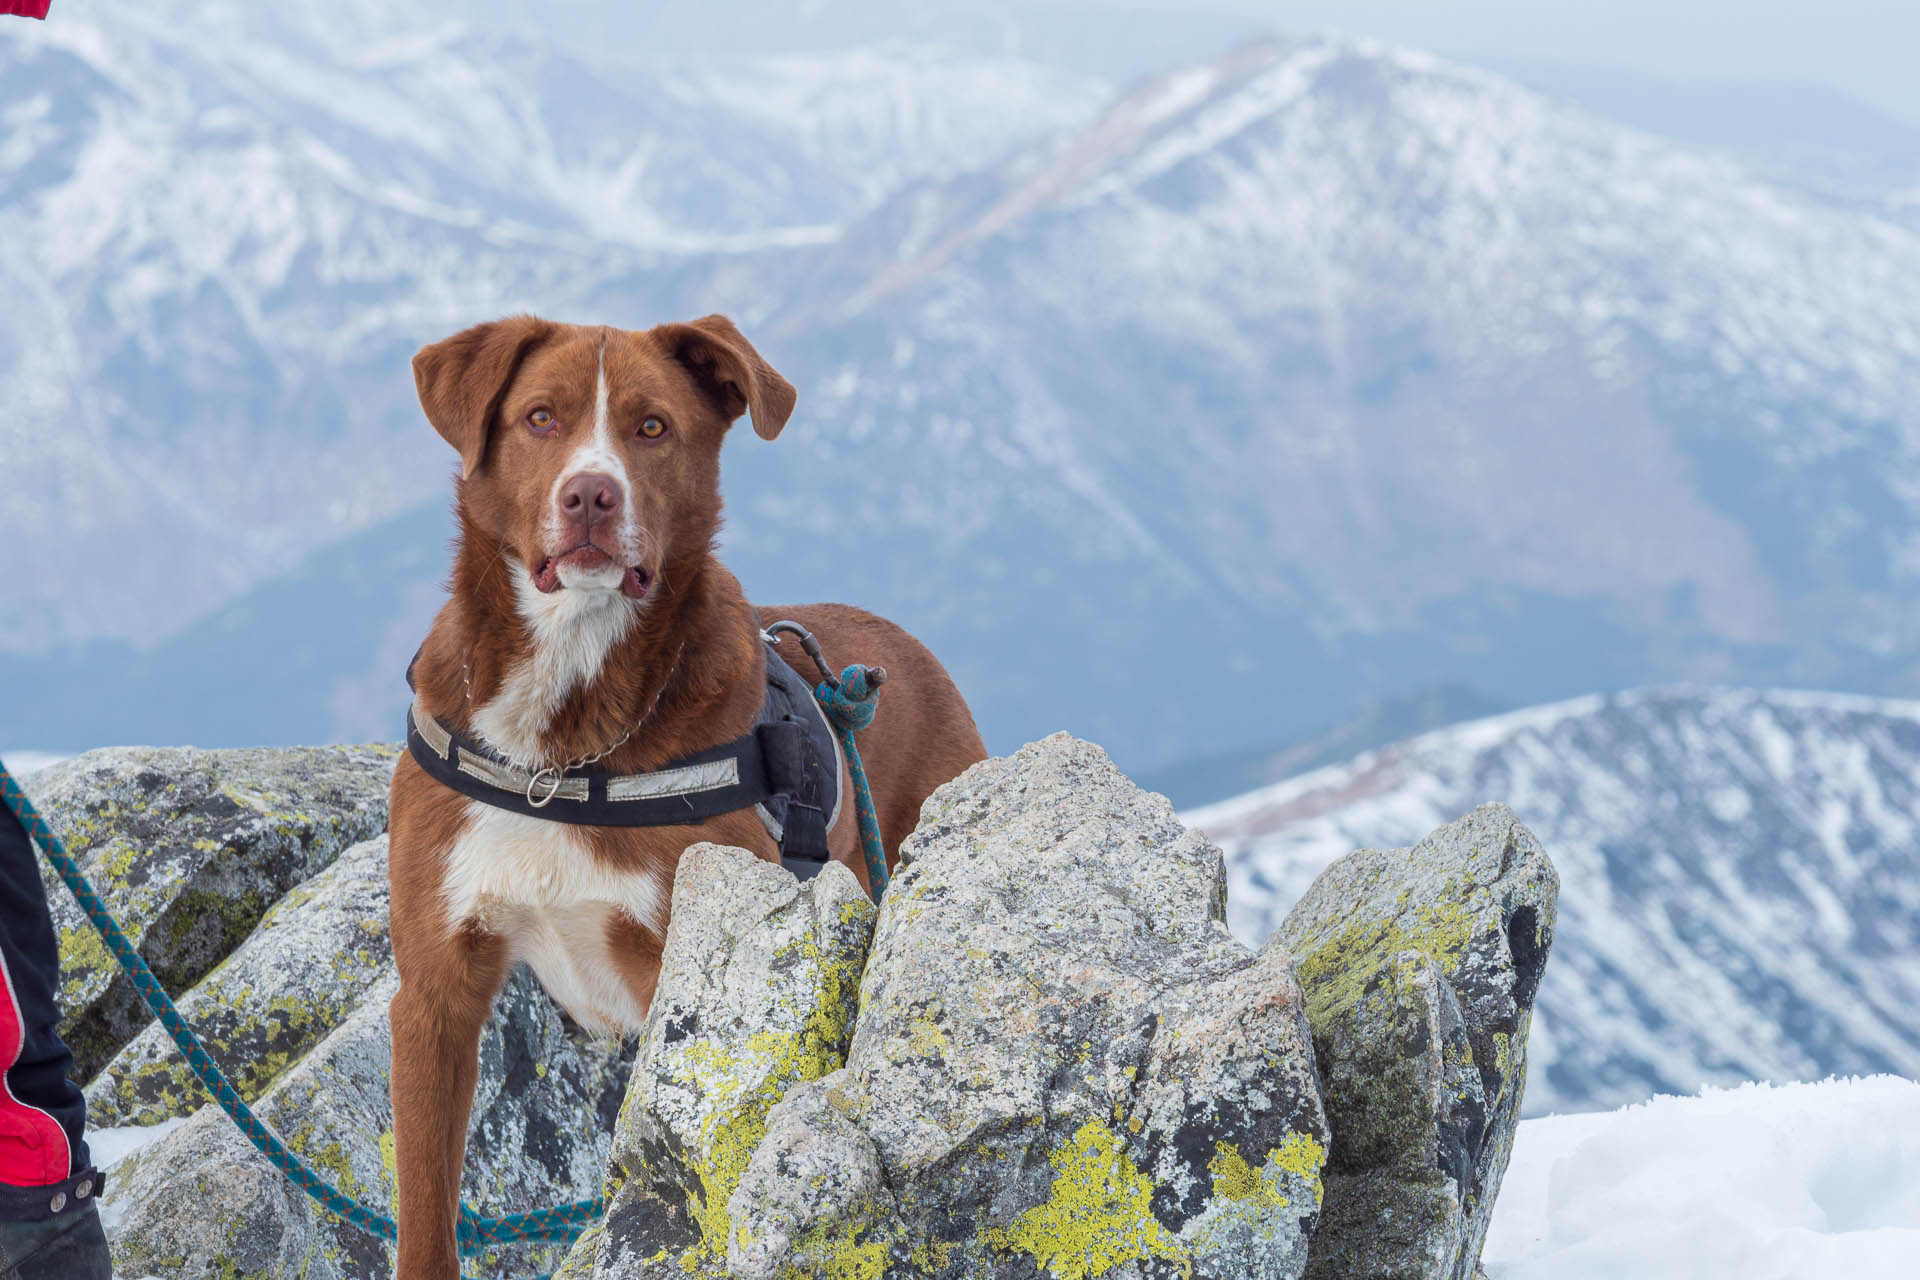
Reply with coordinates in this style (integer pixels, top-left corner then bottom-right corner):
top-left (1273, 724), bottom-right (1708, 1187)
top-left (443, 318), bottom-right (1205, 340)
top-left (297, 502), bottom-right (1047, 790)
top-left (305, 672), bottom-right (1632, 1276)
top-left (412, 315), bottom-right (795, 600)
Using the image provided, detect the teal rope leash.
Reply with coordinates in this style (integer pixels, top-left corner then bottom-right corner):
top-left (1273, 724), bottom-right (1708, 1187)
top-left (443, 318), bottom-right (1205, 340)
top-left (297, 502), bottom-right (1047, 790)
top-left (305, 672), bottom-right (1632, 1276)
top-left (1, 629), bottom-right (888, 1272)
top-left (812, 663), bottom-right (891, 900)
top-left (0, 759), bottom-right (597, 1275)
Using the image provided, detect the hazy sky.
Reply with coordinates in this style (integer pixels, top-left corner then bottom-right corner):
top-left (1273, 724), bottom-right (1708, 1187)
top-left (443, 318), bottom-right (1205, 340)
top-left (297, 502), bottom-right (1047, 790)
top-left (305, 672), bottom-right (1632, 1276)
top-left (425, 1), bottom-right (1920, 131)
top-left (1208, 0), bottom-right (1920, 125)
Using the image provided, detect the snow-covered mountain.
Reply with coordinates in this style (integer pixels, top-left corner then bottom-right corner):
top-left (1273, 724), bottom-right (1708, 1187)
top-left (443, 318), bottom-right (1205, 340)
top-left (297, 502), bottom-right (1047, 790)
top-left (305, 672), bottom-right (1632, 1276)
top-left (1188, 686), bottom-right (1920, 1115)
top-left (0, 0), bottom-right (1103, 646)
top-left (12, 11), bottom-right (1920, 774)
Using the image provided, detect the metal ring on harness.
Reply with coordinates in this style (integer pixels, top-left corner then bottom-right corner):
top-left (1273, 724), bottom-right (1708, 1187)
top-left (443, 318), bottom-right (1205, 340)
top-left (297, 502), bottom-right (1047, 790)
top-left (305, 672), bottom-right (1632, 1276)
top-left (525, 767), bottom-right (564, 808)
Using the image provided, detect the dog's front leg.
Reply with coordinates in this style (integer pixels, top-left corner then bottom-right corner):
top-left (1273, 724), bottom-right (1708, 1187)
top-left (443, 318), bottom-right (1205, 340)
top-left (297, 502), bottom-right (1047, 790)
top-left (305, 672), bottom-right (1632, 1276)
top-left (389, 923), bottom-right (508, 1280)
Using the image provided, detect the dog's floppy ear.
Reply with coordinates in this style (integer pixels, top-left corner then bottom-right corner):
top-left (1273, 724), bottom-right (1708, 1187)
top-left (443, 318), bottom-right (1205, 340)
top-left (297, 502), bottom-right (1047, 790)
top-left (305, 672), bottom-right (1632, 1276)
top-left (412, 315), bottom-right (556, 478)
top-left (660, 314), bottom-right (796, 441)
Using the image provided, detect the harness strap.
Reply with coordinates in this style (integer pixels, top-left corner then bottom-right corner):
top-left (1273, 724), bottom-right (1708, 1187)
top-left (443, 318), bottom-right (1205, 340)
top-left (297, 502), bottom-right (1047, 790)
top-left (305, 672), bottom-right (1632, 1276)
top-left (405, 642), bottom-right (844, 883)
top-left (407, 699), bottom-right (778, 827)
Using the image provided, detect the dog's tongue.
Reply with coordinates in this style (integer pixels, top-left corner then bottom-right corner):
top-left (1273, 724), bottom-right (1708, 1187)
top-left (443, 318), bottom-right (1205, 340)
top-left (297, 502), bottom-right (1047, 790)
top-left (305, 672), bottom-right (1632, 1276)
top-left (531, 555), bottom-right (645, 597)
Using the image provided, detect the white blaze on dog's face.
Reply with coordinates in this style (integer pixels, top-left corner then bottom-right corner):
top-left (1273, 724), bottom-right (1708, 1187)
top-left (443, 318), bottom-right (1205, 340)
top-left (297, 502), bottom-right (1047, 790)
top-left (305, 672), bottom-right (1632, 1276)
top-left (531, 338), bottom-right (645, 594)
top-left (411, 315), bottom-right (797, 610)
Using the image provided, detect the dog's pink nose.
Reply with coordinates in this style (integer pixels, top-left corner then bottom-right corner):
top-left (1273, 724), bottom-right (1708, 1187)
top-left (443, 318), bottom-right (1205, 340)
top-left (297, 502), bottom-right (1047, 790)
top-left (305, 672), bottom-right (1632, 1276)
top-left (559, 472), bottom-right (622, 523)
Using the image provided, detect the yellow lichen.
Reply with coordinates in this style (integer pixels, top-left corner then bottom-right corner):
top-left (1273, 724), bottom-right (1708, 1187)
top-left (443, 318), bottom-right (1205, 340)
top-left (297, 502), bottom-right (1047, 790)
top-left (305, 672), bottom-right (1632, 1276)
top-left (1293, 896), bottom-right (1483, 1027)
top-left (906, 1238), bottom-right (958, 1273)
top-left (778, 1215), bottom-right (891, 1280)
top-left (1269, 1131), bottom-right (1327, 1210)
top-left (1207, 1142), bottom-right (1273, 1205)
top-left (903, 1001), bottom-right (950, 1059)
top-left (673, 927), bottom-right (866, 1267)
top-left (1193, 1130), bottom-right (1327, 1257)
top-left (986, 1119), bottom-right (1191, 1280)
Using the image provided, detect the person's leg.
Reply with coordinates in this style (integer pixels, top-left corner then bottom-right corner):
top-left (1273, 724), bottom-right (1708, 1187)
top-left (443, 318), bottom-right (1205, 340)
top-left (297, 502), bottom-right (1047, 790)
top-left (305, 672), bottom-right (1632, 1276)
top-left (0, 1204), bottom-right (109, 1280)
top-left (0, 782), bottom-right (110, 1280)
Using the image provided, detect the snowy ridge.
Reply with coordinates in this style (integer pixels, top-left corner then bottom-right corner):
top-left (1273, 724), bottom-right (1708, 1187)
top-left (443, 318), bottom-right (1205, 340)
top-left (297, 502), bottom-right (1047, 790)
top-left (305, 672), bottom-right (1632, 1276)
top-left (773, 32), bottom-right (1920, 642)
top-left (1189, 686), bottom-right (1920, 1114)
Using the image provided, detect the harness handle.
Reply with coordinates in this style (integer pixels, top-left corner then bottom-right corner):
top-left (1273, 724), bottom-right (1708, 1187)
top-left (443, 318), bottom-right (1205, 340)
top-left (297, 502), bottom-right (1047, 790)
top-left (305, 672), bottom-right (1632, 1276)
top-left (760, 622), bottom-right (892, 898)
top-left (761, 621), bottom-right (888, 695)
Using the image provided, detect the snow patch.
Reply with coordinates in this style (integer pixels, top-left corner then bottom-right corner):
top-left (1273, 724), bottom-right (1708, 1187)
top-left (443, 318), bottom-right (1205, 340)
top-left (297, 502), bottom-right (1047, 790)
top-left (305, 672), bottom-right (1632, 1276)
top-left (89, 1118), bottom-right (190, 1171)
top-left (90, 1117), bottom-right (191, 1235)
top-left (1, 751), bottom-right (72, 776)
top-left (1486, 1076), bottom-right (1920, 1279)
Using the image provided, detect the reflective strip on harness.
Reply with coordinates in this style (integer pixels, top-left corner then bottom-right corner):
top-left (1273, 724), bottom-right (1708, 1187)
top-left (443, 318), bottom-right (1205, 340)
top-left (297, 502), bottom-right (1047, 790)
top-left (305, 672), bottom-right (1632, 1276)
top-left (607, 758), bottom-right (739, 801)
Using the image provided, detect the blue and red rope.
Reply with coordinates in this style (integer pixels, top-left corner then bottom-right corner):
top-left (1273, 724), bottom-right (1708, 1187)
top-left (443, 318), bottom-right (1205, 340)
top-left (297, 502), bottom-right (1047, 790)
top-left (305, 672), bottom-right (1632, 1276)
top-left (0, 761), bottom-right (595, 1277)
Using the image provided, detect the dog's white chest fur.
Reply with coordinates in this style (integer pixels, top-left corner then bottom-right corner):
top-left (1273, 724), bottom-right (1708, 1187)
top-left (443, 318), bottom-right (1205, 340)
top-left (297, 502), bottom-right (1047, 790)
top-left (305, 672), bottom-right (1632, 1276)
top-left (468, 560), bottom-right (639, 769)
top-left (441, 801), bottom-right (660, 1035)
top-left (445, 543), bottom-right (658, 1033)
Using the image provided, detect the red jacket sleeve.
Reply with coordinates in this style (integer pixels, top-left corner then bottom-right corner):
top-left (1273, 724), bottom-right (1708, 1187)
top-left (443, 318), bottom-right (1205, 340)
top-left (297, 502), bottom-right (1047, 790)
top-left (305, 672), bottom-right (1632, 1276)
top-left (0, 2), bottom-right (53, 19)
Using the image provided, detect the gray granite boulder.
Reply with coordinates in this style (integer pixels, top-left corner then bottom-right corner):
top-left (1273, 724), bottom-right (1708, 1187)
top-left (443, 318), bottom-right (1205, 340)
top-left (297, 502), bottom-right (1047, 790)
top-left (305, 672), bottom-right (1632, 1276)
top-left (718, 733), bottom-right (1329, 1280)
top-left (23, 744), bottom-right (396, 1078)
top-left (80, 736), bottom-right (1550, 1280)
top-left (555, 844), bottom-right (876, 1280)
top-left (86, 835), bottom-right (395, 1128)
top-left (1278, 803), bottom-right (1558, 1280)
top-left (103, 958), bottom-right (631, 1280)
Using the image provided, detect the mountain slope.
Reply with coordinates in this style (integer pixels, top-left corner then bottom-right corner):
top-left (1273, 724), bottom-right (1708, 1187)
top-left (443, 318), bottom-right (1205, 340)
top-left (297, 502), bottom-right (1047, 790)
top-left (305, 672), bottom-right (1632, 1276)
top-left (1187, 686), bottom-right (1920, 1114)
top-left (737, 32), bottom-right (1920, 652)
top-left (659, 32), bottom-right (1920, 763)
top-left (0, 0), bottom-right (1102, 651)
top-left (14, 21), bottom-right (1920, 771)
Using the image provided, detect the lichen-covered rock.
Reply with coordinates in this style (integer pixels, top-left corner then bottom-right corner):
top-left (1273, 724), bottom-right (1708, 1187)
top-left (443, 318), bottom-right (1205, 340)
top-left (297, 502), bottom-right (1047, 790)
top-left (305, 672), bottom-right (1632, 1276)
top-left (103, 960), bottom-right (632, 1280)
top-left (557, 844), bottom-right (876, 1280)
top-left (23, 744), bottom-right (397, 1078)
top-left (1278, 802), bottom-right (1558, 1280)
top-left (726, 733), bottom-right (1329, 1280)
top-left (85, 835), bottom-right (395, 1128)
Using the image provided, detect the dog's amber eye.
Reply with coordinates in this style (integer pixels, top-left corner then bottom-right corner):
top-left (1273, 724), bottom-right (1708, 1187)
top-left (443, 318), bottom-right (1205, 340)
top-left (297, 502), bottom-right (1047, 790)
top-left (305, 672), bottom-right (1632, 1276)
top-left (527, 408), bottom-right (556, 435)
top-left (638, 416), bottom-right (667, 439)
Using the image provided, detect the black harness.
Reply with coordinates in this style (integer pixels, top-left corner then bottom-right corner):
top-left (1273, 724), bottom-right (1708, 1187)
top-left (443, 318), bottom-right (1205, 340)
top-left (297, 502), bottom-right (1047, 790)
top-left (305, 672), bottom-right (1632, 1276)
top-left (405, 642), bottom-right (842, 880)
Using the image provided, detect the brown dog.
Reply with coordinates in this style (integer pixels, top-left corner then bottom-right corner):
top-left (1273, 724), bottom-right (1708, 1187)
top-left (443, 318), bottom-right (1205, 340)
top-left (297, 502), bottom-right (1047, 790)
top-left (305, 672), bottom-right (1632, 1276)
top-left (385, 314), bottom-right (987, 1278)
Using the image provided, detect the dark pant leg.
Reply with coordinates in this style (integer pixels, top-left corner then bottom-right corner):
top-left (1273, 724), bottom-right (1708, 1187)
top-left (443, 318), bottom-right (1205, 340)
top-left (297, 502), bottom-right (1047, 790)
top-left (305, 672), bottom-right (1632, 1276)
top-left (0, 1200), bottom-right (111, 1280)
top-left (0, 776), bottom-right (109, 1278)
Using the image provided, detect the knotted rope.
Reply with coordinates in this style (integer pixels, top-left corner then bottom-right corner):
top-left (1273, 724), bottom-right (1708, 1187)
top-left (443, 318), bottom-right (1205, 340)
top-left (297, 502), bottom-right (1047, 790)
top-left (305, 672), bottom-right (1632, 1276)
top-left (811, 662), bottom-right (891, 899)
